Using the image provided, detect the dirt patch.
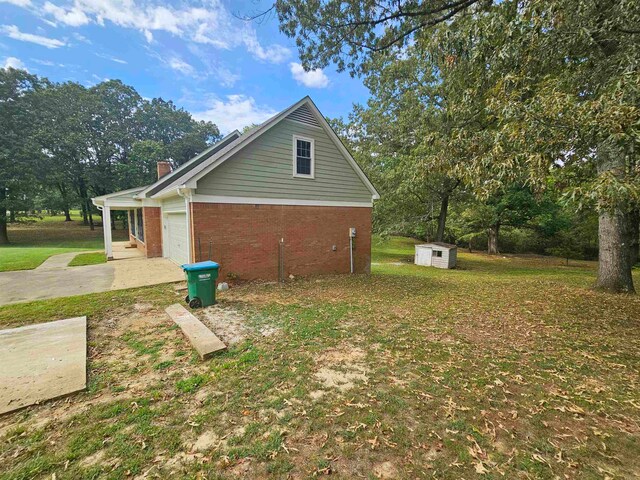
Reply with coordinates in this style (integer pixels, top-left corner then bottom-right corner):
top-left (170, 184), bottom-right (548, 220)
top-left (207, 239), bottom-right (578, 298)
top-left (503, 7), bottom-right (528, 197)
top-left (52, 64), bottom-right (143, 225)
top-left (190, 430), bottom-right (220, 452)
top-left (79, 449), bottom-right (107, 468)
top-left (373, 461), bottom-right (400, 479)
top-left (201, 305), bottom-right (251, 345)
top-left (312, 345), bottom-right (369, 394)
top-left (200, 305), bottom-right (280, 345)
top-left (315, 367), bottom-right (368, 392)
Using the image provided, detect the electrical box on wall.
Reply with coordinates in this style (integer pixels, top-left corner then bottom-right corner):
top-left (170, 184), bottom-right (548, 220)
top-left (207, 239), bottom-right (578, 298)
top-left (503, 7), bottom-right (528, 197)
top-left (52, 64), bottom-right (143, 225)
top-left (349, 227), bottom-right (356, 238)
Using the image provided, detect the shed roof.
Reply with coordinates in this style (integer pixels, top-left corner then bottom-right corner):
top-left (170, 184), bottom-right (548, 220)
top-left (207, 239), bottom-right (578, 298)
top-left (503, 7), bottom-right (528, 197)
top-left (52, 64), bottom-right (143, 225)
top-left (417, 242), bottom-right (457, 249)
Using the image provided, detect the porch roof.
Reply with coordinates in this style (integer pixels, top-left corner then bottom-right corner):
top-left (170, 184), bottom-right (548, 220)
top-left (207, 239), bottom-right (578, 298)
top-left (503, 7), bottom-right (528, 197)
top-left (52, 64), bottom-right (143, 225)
top-left (92, 186), bottom-right (146, 209)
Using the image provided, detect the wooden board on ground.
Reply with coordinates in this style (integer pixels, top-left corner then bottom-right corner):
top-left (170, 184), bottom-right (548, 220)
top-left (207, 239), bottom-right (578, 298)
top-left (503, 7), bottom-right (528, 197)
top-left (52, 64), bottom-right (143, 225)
top-left (165, 304), bottom-right (227, 359)
top-left (0, 316), bottom-right (87, 414)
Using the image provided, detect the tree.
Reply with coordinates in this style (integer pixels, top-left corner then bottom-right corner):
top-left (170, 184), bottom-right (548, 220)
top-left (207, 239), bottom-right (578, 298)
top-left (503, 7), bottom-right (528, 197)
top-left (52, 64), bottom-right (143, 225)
top-left (330, 49), bottom-right (467, 241)
top-left (134, 98), bottom-right (220, 168)
top-left (275, 0), bottom-right (483, 74)
top-left (276, 0), bottom-right (640, 292)
top-left (0, 67), bottom-right (45, 243)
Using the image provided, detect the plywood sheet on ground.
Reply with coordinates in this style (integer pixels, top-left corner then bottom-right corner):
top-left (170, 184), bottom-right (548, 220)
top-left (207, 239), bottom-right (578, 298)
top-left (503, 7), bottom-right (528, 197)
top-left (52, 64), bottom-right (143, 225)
top-left (0, 317), bottom-right (87, 414)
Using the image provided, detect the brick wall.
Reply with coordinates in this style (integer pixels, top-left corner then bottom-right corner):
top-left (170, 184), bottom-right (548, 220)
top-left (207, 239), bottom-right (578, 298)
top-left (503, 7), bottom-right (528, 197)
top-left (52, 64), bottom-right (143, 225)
top-left (142, 207), bottom-right (163, 258)
top-left (129, 234), bottom-right (145, 255)
top-left (190, 203), bottom-right (372, 281)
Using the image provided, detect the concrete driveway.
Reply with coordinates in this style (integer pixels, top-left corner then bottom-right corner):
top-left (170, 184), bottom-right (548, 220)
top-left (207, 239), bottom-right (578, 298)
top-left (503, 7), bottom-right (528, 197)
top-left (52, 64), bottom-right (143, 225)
top-left (0, 245), bottom-right (184, 306)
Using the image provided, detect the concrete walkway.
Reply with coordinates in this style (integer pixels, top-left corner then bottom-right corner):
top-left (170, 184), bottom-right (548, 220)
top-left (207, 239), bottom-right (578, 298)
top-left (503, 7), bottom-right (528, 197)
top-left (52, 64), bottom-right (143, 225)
top-left (36, 251), bottom-right (89, 270)
top-left (0, 245), bottom-right (184, 306)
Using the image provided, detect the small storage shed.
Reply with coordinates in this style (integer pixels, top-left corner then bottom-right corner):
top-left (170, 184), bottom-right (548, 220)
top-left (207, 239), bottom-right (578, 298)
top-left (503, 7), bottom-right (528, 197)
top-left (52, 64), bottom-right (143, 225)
top-left (414, 243), bottom-right (457, 269)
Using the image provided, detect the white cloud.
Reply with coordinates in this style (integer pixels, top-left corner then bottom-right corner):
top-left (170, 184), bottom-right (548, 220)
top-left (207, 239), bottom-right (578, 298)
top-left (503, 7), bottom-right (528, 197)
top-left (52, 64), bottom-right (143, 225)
top-left (243, 30), bottom-right (290, 64)
top-left (72, 32), bottom-right (91, 44)
top-left (0, 0), bottom-right (31, 7)
top-left (3, 56), bottom-right (26, 70)
top-left (95, 52), bottom-right (127, 64)
top-left (192, 94), bottom-right (277, 133)
top-left (43, 2), bottom-right (89, 26)
top-left (168, 56), bottom-right (195, 76)
top-left (187, 44), bottom-right (240, 87)
top-left (290, 62), bottom-right (329, 88)
top-left (213, 66), bottom-right (240, 88)
top-left (0, 24), bottom-right (66, 48)
top-left (29, 0), bottom-right (290, 63)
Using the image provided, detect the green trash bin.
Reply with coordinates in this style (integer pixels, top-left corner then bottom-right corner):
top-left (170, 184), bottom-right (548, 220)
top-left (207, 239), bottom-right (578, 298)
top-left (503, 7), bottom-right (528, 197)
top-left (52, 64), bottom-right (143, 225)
top-left (182, 261), bottom-right (220, 308)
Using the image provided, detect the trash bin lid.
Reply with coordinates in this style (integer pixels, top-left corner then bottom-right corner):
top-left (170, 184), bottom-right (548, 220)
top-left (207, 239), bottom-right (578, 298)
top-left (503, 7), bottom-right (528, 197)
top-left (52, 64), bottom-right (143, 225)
top-left (182, 260), bottom-right (220, 271)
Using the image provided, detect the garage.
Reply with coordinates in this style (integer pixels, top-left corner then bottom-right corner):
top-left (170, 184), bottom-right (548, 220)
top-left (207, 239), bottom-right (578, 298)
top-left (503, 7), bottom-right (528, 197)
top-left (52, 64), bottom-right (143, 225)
top-left (164, 212), bottom-right (188, 266)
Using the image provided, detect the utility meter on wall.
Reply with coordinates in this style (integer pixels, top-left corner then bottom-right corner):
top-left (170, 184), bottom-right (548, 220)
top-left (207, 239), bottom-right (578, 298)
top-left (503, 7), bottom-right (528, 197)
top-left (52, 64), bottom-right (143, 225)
top-left (349, 227), bottom-right (356, 238)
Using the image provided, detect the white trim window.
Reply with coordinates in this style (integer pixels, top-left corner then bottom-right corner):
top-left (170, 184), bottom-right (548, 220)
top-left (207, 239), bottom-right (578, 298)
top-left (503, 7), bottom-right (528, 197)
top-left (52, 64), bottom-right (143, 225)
top-left (293, 135), bottom-right (315, 178)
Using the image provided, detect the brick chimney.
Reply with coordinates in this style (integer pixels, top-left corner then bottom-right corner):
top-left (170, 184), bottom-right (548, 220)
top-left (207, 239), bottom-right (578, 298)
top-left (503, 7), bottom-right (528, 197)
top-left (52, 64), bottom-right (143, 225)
top-left (157, 161), bottom-right (171, 180)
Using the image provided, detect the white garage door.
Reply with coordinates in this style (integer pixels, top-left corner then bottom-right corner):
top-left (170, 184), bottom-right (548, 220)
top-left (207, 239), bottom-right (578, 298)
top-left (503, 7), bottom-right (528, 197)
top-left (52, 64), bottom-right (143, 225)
top-left (165, 213), bottom-right (188, 266)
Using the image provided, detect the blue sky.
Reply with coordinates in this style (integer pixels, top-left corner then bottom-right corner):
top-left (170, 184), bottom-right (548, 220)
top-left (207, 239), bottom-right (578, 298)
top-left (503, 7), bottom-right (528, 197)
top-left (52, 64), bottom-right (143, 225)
top-left (0, 0), bottom-right (370, 133)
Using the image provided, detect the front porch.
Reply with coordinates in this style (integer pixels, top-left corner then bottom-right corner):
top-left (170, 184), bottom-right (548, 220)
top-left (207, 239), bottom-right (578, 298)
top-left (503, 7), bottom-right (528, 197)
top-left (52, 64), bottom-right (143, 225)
top-left (109, 241), bottom-right (184, 290)
top-left (92, 187), bottom-right (149, 261)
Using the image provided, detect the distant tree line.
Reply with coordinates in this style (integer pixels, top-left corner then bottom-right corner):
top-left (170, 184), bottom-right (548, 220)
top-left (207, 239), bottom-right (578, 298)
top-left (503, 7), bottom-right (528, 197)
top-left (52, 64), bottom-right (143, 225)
top-left (279, 0), bottom-right (640, 293)
top-left (0, 68), bottom-right (220, 243)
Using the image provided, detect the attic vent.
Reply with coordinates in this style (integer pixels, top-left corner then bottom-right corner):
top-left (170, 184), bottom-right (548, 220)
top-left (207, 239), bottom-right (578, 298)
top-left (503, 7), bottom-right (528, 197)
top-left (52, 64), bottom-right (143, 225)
top-left (286, 104), bottom-right (321, 127)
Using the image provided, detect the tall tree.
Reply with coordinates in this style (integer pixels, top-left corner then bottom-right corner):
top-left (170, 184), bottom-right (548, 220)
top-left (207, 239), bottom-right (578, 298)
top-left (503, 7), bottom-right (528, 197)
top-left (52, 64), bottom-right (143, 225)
top-left (276, 0), bottom-right (640, 292)
top-left (0, 67), bottom-right (45, 244)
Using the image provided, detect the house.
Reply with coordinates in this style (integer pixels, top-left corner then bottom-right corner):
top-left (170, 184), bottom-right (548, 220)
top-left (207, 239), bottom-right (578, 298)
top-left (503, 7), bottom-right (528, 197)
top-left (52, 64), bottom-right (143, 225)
top-left (92, 96), bottom-right (379, 281)
top-left (414, 243), bottom-right (457, 269)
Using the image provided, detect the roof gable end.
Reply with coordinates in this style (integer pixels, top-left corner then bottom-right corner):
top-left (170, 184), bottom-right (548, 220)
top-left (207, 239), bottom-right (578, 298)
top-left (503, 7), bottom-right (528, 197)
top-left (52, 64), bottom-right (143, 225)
top-left (178, 97), bottom-right (379, 199)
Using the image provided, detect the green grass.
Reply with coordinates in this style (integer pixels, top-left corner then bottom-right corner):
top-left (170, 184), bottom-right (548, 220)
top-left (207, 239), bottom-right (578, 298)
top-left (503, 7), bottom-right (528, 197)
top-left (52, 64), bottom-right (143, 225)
top-left (0, 212), bottom-right (127, 272)
top-left (68, 252), bottom-right (107, 267)
top-left (1, 235), bottom-right (639, 479)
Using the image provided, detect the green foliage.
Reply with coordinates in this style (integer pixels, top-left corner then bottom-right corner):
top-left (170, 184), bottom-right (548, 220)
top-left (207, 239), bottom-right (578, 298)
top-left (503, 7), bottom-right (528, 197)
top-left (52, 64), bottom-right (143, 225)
top-left (68, 252), bottom-right (106, 267)
top-left (1, 72), bottom-right (222, 243)
top-left (284, 0), bottom-right (639, 286)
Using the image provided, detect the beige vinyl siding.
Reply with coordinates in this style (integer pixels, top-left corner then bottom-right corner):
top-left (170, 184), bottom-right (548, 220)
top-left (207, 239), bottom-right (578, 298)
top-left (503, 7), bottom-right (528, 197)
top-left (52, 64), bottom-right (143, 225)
top-left (195, 119), bottom-right (373, 203)
top-left (162, 195), bottom-right (186, 213)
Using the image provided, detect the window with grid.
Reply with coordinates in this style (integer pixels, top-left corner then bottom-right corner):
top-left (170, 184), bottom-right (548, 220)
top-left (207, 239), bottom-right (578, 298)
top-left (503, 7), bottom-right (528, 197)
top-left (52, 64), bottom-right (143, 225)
top-left (294, 137), bottom-right (313, 177)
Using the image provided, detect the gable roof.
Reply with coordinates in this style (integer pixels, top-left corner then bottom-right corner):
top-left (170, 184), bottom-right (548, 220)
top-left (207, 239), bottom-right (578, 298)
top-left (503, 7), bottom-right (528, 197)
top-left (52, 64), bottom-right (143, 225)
top-left (148, 96), bottom-right (380, 200)
top-left (137, 130), bottom-right (241, 199)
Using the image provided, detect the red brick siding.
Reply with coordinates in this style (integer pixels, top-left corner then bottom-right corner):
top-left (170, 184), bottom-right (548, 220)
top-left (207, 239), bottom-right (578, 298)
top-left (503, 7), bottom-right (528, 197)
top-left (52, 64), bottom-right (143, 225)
top-left (190, 203), bottom-right (372, 281)
top-left (129, 233), bottom-right (146, 255)
top-left (142, 207), bottom-right (163, 258)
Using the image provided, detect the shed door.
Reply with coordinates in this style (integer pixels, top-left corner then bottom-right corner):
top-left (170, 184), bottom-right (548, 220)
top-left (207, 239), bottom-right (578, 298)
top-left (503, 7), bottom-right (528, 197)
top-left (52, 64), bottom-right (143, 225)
top-left (417, 247), bottom-right (432, 266)
top-left (165, 212), bottom-right (188, 266)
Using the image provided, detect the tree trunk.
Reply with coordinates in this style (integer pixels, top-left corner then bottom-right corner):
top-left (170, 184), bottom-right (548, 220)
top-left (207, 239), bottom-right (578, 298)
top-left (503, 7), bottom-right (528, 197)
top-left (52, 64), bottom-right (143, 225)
top-left (81, 203), bottom-right (88, 225)
top-left (87, 198), bottom-right (94, 231)
top-left (630, 210), bottom-right (639, 266)
top-left (436, 193), bottom-right (449, 242)
top-left (64, 207), bottom-right (72, 222)
top-left (596, 210), bottom-right (635, 293)
top-left (0, 188), bottom-right (8, 245)
top-left (487, 223), bottom-right (499, 254)
top-left (10, 210), bottom-right (16, 223)
top-left (594, 143), bottom-right (635, 293)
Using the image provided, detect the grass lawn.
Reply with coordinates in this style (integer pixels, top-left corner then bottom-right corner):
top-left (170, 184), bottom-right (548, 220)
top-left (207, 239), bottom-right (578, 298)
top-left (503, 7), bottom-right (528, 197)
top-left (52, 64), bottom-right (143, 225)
top-left (0, 213), bottom-right (128, 272)
top-left (68, 252), bottom-right (107, 267)
top-left (0, 236), bottom-right (639, 479)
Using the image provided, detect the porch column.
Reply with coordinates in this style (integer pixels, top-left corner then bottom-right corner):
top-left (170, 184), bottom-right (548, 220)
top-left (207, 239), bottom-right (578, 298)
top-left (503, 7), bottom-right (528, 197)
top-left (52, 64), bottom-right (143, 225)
top-left (103, 205), bottom-right (113, 260)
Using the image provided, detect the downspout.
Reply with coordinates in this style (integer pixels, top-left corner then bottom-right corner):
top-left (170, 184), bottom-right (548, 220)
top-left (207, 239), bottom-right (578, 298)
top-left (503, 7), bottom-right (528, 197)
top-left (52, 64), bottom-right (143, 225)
top-left (177, 186), bottom-right (193, 263)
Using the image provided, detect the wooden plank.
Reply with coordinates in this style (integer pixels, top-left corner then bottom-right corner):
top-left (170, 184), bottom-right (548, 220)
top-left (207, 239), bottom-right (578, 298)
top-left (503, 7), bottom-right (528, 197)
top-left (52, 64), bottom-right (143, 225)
top-left (165, 304), bottom-right (226, 359)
